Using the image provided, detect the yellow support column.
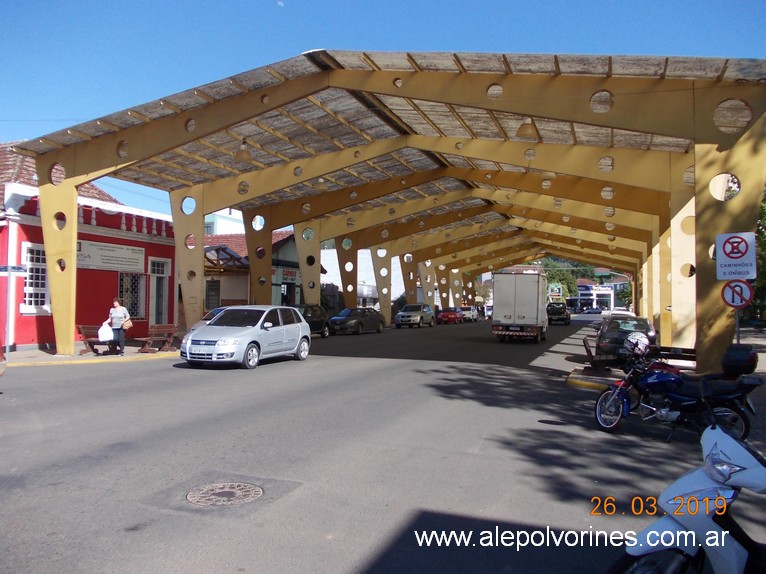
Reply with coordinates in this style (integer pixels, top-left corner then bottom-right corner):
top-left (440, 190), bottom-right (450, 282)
top-left (293, 222), bottom-right (323, 305)
top-left (169, 189), bottom-right (206, 331)
top-left (38, 177), bottom-right (78, 355)
top-left (462, 274), bottom-right (478, 306)
top-left (400, 254), bottom-right (419, 303)
top-left (370, 244), bottom-right (393, 325)
top-left (418, 262), bottom-right (437, 307)
top-left (336, 234), bottom-right (359, 307)
top-left (668, 172), bottom-right (698, 350)
top-left (242, 207), bottom-right (274, 305)
top-left (695, 114), bottom-right (766, 372)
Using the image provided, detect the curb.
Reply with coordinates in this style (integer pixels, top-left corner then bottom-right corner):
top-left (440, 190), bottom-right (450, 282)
top-left (7, 351), bottom-right (180, 368)
top-left (565, 367), bottom-right (614, 391)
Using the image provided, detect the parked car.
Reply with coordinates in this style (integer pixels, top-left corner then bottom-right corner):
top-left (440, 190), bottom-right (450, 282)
top-left (293, 304), bottom-right (330, 338)
top-left (188, 306), bottom-right (227, 333)
top-left (180, 305), bottom-right (311, 369)
top-left (459, 305), bottom-right (479, 322)
top-left (329, 307), bottom-right (386, 335)
top-left (582, 307), bottom-right (603, 314)
top-left (485, 305), bottom-right (493, 319)
top-left (595, 314), bottom-right (657, 361)
top-left (394, 303), bottom-right (435, 328)
top-left (436, 307), bottom-right (463, 324)
top-left (546, 302), bottom-right (571, 325)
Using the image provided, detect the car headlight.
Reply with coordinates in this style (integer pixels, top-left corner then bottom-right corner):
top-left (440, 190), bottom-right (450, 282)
top-left (216, 338), bottom-right (240, 346)
top-left (181, 334), bottom-right (190, 345)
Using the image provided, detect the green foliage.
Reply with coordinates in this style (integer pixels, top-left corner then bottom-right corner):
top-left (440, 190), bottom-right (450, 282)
top-left (538, 258), bottom-right (582, 298)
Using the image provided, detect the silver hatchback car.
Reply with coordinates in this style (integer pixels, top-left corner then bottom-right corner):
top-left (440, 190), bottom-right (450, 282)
top-left (394, 303), bottom-right (435, 328)
top-left (180, 305), bottom-right (311, 369)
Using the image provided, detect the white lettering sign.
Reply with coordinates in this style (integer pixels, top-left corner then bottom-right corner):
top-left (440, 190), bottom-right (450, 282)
top-left (77, 240), bottom-right (145, 272)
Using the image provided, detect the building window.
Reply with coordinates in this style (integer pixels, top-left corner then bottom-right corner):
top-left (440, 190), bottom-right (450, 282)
top-left (204, 221), bottom-right (214, 235)
top-left (119, 273), bottom-right (147, 320)
top-left (20, 242), bottom-right (51, 314)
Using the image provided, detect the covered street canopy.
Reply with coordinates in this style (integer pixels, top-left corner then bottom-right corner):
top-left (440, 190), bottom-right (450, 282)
top-left (12, 50), bottom-right (766, 370)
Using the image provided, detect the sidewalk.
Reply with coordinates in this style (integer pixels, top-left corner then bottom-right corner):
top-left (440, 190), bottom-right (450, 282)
top-left (566, 327), bottom-right (766, 391)
top-left (3, 340), bottom-right (180, 368)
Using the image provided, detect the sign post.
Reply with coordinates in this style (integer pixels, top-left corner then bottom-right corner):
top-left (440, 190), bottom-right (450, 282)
top-left (717, 232), bottom-right (757, 344)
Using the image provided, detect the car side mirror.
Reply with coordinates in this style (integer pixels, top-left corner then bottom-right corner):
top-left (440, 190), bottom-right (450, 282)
top-left (263, 321), bottom-right (273, 329)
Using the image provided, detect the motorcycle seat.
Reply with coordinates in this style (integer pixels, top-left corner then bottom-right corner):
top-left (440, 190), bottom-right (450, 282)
top-left (676, 373), bottom-right (743, 398)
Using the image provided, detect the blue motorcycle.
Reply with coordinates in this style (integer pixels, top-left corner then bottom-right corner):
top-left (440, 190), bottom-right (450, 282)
top-left (594, 334), bottom-right (763, 440)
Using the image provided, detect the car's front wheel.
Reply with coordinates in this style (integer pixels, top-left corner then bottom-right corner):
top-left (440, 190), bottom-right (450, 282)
top-left (241, 343), bottom-right (260, 369)
top-left (294, 338), bottom-right (310, 361)
top-left (320, 324), bottom-right (330, 338)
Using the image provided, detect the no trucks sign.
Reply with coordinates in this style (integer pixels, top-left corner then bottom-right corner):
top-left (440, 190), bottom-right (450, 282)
top-left (716, 232), bottom-right (756, 280)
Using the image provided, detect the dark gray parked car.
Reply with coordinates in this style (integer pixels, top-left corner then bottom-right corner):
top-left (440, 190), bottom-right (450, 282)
top-left (329, 308), bottom-right (386, 335)
top-left (293, 304), bottom-right (330, 338)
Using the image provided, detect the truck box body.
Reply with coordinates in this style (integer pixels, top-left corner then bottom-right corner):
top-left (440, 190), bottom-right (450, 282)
top-left (491, 271), bottom-right (548, 343)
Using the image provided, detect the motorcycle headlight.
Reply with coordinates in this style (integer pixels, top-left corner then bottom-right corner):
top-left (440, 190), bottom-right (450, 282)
top-left (216, 338), bottom-right (240, 346)
top-left (704, 445), bottom-right (746, 482)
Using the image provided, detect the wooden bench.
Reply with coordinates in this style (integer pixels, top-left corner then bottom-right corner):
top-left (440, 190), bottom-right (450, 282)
top-left (77, 325), bottom-right (117, 356)
top-left (135, 323), bottom-right (178, 353)
top-left (582, 336), bottom-right (611, 370)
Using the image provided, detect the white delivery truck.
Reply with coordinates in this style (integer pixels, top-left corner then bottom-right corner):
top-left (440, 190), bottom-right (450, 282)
top-left (491, 270), bottom-right (548, 343)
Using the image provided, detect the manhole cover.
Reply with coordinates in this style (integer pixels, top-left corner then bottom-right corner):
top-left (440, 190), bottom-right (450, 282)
top-left (186, 482), bottom-right (263, 507)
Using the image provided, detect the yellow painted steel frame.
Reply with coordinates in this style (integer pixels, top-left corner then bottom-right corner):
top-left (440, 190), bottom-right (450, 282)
top-left (28, 61), bottom-right (766, 368)
top-left (694, 115), bottom-right (766, 372)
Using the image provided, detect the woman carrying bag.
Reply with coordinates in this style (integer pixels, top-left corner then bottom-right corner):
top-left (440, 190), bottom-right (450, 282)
top-left (105, 297), bottom-right (131, 356)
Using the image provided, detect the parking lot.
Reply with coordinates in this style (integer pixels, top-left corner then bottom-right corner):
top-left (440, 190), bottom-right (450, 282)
top-left (0, 317), bottom-right (764, 573)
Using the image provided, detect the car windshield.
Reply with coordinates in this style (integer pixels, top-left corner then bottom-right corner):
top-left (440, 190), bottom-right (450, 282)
top-left (210, 309), bottom-right (265, 327)
top-left (338, 308), bottom-right (362, 318)
top-left (442, 307), bottom-right (457, 312)
top-left (605, 318), bottom-right (650, 333)
top-left (401, 305), bottom-right (422, 312)
top-left (201, 307), bottom-right (225, 321)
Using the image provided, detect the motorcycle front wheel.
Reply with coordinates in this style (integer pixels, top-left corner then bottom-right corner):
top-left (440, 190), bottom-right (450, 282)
top-left (606, 549), bottom-right (703, 574)
top-left (712, 404), bottom-right (750, 440)
top-left (595, 388), bottom-right (625, 432)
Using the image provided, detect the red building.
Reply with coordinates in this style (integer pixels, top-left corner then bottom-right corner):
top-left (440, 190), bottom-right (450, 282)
top-left (1, 143), bottom-right (176, 351)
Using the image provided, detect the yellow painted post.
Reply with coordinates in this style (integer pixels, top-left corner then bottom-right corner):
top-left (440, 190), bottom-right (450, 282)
top-left (694, 114), bottom-right (766, 372)
top-left (169, 189), bottom-right (206, 331)
top-left (242, 206), bottom-right (274, 305)
top-left (370, 243), bottom-right (393, 325)
top-left (293, 221), bottom-right (323, 305)
top-left (38, 178), bottom-right (78, 355)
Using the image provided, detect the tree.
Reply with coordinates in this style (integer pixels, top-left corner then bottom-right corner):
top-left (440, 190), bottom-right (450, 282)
top-left (539, 258), bottom-right (581, 299)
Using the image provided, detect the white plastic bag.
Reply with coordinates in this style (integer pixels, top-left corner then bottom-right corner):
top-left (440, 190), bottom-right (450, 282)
top-left (98, 324), bottom-right (114, 342)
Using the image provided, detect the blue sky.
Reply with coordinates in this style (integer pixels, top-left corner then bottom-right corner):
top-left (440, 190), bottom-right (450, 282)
top-left (2, 0), bottom-right (764, 214)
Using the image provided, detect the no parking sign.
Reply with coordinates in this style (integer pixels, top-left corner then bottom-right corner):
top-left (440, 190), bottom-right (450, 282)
top-left (716, 232), bottom-right (756, 280)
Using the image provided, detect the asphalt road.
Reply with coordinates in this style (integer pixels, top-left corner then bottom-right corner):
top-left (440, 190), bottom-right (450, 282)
top-left (1, 318), bottom-right (764, 573)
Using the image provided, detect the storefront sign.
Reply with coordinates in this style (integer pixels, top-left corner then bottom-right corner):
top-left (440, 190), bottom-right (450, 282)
top-left (271, 266), bottom-right (301, 284)
top-left (77, 240), bottom-right (145, 273)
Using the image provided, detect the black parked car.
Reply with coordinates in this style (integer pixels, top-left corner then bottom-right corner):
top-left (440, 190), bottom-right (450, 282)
top-left (329, 308), bottom-right (386, 335)
top-left (595, 314), bottom-right (657, 362)
top-left (546, 302), bottom-right (571, 325)
top-left (293, 304), bottom-right (330, 338)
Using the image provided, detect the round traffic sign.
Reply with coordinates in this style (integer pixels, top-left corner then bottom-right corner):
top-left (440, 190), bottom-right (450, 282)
top-left (721, 279), bottom-right (754, 309)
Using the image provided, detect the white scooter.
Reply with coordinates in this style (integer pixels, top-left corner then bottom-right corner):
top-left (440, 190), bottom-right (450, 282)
top-left (607, 423), bottom-right (766, 573)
